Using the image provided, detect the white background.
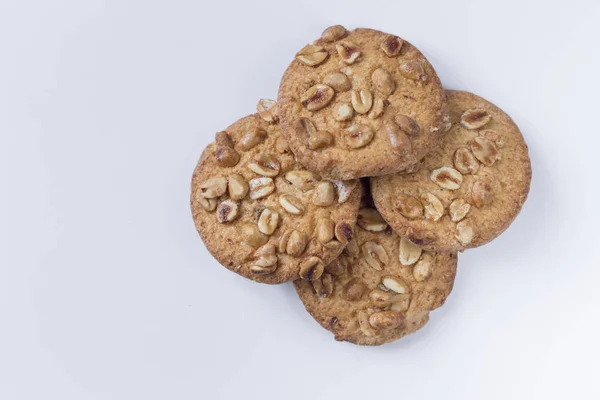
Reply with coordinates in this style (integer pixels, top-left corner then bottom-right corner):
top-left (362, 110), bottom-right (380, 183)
top-left (1, 0), bottom-right (599, 399)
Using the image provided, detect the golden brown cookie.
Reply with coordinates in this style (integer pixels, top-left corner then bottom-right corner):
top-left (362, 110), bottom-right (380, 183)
top-left (371, 90), bottom-right (532, 253)
top-left (277, 25), bottom-right (446, 180)
top-left (191, 100), bottom-right (361, 284)
top-left (294, 205), bottom-right (457, 346)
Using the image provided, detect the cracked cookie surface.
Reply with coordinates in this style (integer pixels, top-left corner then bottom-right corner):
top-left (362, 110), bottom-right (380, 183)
top-left (278, 26), bottom-right (446, 180)
top-left (371, 90), bottom-right (532, 253)
top-left (191, 102), bottom-right (361, 284)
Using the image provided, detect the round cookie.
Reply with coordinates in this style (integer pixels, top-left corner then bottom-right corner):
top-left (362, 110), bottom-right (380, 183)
top-left (294, 206), bottom-right (457, 346)
top-left (371, 90), bottom-right (532, 253)
top-left (191, 100), bottom-right (361, 284)
top-left (277, 25), bottom-right (446, 180)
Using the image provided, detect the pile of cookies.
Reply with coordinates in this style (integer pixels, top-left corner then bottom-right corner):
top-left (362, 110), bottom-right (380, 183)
top-left (191, 26), bottom-right (532, 345)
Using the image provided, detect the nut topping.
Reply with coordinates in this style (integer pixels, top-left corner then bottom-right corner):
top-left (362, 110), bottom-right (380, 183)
top-left (248, 154), bottom-right (280, 177)
top-left (216, 200), bottom-right (238, 223)
top-left (324, 238), bottom-right (344, 250)
top-left (326, 256), bottom-right (348, 276)
top-left (334, 222), bottom-right (353, 244)
top-left (453, 147), bottom-right (480, 175)
top-left (345, 124), bottom-right (374, 149)
top-left (371, 68), bottom-right (396, 96)
top-left (251, 260), bottom-right (278, 273)
top-left (279, 194), bottom-right (304, 215)
top-left (308, 130), bottom-right (334, 149)
top-left (197, 195), bottom-right (217, 212)
top-left (336, 42), bottom-right (360, 64)
top-left (430, 167), bottom-right (463, 190)
top-left (254, 242), bottom-right (276, 257)
top-left (321, 25), bottom-right (347, 42)
top-left (394, 114), bottom-right (420, 136)
top-left (256, 99), bottom-right (278, 123)
top-left (480, 129), bottom-right (505, 147)
top-left (293, 126), bottom-right (320, 155)
top-left (362, 241), bottom-right (388, 271)
top-left (277, 229), bottom-right (291, 253)
top-left (471, 181), bottom-right (493, 208)
top-left (312, 273), bottom-right (334, 297)
top-left (215, 146), bottom-right (240, 167)
top-left (357, 208), bottom-right (388, 232)
top-left (449, 198), bottom-right (471, 222)
top-left (284, 170), bottom-right (320, 191)
top-left (257, 208), bottom-right (280, 235)
top-left (384, 121), bottom-right (412, 154)
top-left (299, 257), bottom-right (324, 281)
top-left (405, 227), bottom-right (436, 247)
top-left (470, 137), bottom-right (500, 166)
top-left (399, 60), bottom-right (426, 81)
top-left (213, 132), bottom-right (237, 167)
top-left (334, 103), bottom-right (354, 121)
top-left (461, 109), bottom-right (491, 130)
top-left (368, 98), bottom-right (385, 119)
top-left (380, 35), bottom-right (403, 57)
top-left (369, 311), bottom-right (403, 330)
top-left (286, 230), bottom-right (307, 257)
top-left (238, 128), bottom-right (267, 151)
top-left (316, 218), bottom-right (335, 243)
top-left (351, 89), bottom-right (373, 114)
top-left (456, 220), bottom-right (474, 245)
top-left (390, 296), bottom-right (411, 313)
top-left (252, 244), bottom-right (277, 273)
top-left (250, 264), bottom-right (277, 275)
top-left (240, 223), bottom-right (269, 248)
top-left (227, 174), bottom-right (249, 200)
top-left (250, 245), bottom-right (278, 274)
top-left (249, 177), bottom-right (275, 199)
top-left (382, 276), bottom-right (410, 294)
top-left (296, 44), bottom-right (329, 66)
top-left (413, 252), bottom-right (433, 282)
top-left (300, 84), bottom-right (335, 111)
top-left (369, 289), bottom-right (394, 307)
top-left (278, 229), bottom-right (307, 256)
top-left (345, 239), bottom-right (360, 258)
top-left (394, 194), bottom-right (423, 219)
top-left (399, 237), bottom-right (422, 266)
top-left (295, 118), bottom-right (317, 140)
top-left (199, 177), bottom-right (227, 198)
top-left (421, 192), bottom-right (444, 221)
top-left (342, 278), bottom-right (367, 301)
top-left (358, 310), bottom-right (376, 337)
top-left (313, 181), bottom-right (335, 206)
top-left (323, 72), bottom-right (351, 92)
top-left (331, 180), bottom-right (355, 204)
top-left (216, 131), bottom-right (235, 148)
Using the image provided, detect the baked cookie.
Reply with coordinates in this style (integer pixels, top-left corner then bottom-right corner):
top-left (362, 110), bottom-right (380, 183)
top-left (277, 25), bottom-right (446, 180)
top-left (191, 100), bottom-right (361, 284)
top-left (294, 205), bottom-right (457, 346)
top-left (371, 90), bottom-right (532, 253)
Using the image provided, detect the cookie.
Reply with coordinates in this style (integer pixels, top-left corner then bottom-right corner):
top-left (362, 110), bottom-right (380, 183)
top-left (294, 204), bottom-right (457, 346)
top-left (371, 90), bottom-right (532, 253)
top-left (191, 100), bottom-right (361, 284)
top-left (277, 25), bottom-right (446, 180)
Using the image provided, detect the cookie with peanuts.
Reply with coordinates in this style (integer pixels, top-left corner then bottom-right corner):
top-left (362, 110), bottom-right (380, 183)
top-left (191, 100), bottom-right (361, 284)
top-left (294, 204), bottom-right (457, 346)
top-left (371, 90), bottom-right (532, 253)
top-left (277, 25), bottom-right (446, 180)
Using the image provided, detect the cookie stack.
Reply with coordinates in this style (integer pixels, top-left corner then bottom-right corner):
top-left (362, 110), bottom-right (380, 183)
top-left (191, 25), bottom-right (532, 345)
